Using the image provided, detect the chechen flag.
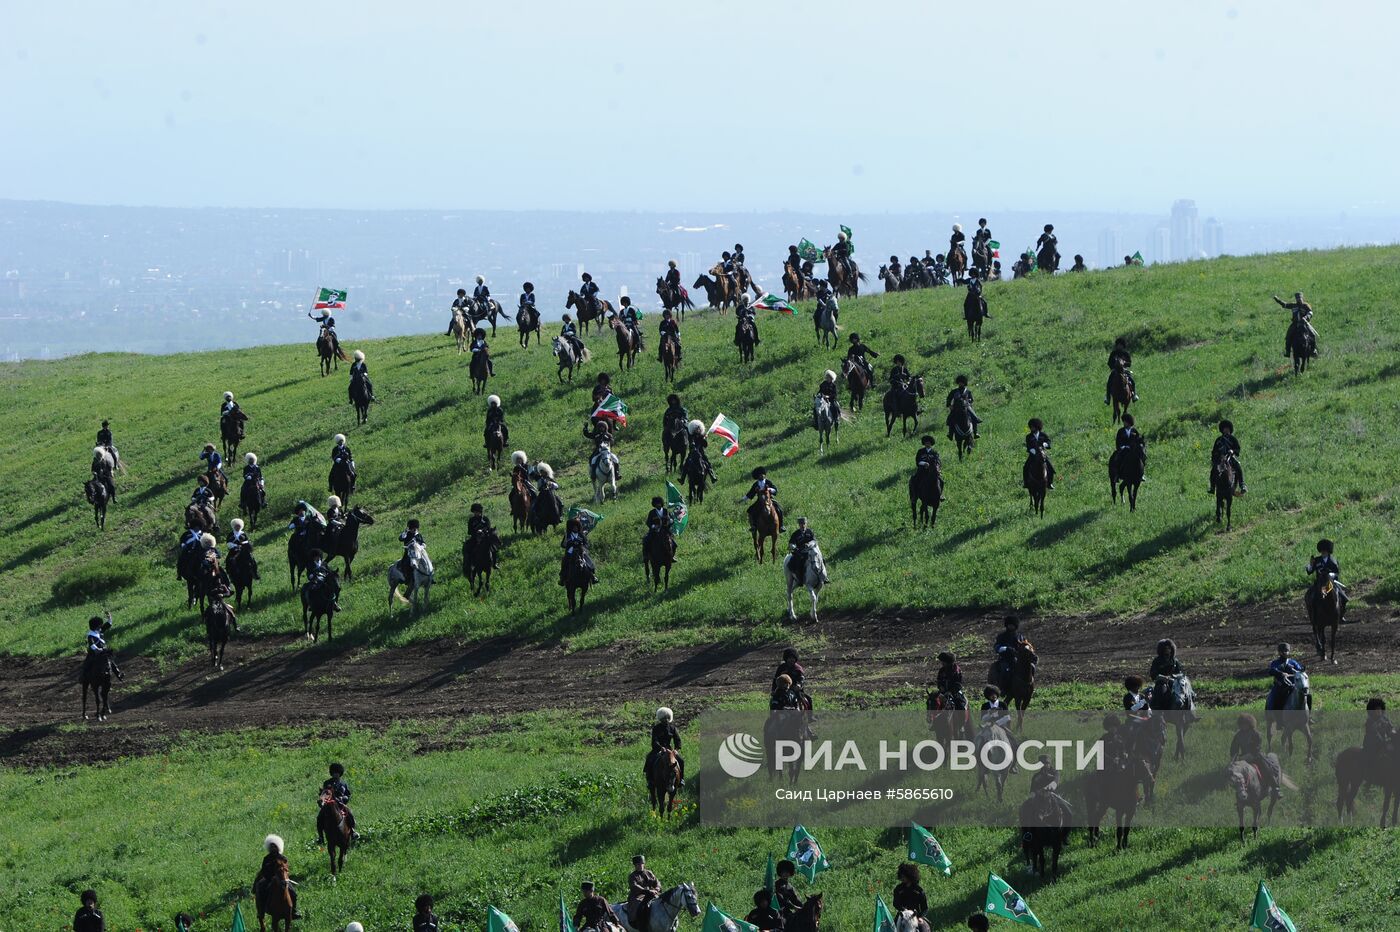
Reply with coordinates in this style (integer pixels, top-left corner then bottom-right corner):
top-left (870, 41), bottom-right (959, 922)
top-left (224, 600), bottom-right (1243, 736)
top-left (591, 392), bottom-right (629, 426)
top-left (988, 240), bottom-right (1001, 258)
top-left (754, 293), bottom-right (797, 316)
top-left (708, 413), bottom-right (740, 457)
top-left (314, 287), bottom-right (348, 310)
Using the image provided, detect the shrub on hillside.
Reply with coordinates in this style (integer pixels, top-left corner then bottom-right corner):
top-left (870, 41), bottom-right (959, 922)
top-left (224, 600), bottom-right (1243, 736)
top-left (51, 558), bottom-right (143, 605)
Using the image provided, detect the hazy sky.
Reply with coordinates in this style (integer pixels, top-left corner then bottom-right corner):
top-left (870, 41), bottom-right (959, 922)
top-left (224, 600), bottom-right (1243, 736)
top-left (2, 0), bottom-right (1396, 214)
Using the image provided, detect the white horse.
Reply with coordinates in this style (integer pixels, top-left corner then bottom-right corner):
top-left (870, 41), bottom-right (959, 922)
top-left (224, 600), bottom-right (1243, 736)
top-left (610, 883), bottom-right (701, 932)
top-left (388, 540), bottom-right (434, 612)
top-left (813, 394), bottom-right (838, 453)
top-left (896, 910), bottom-right (929, 932)
top-left (592, 442), bottom-right (619, 504)
top-left (784, 542), bottom-right (828, 621)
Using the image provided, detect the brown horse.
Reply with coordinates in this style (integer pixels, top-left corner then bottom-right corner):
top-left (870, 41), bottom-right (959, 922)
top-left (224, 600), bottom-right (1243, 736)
top-left (787, 893), bottom-right (823, 932)
top-left (783, 264), bottom-right (816, 302)
top-left (660, 333), bottom-right (681, 382)
top-left (206, 468), bottom-right (229, 510)
top-left (186, 501), bottom-right (219, 535)
top-left (256, 858), bottom-right (295, 932)
top-left (610, 316), bottom-right (640, 370)
top-left (1335, 745), bottom-right (1400, 827)
top-left (1108, 367), bottom-right (1133, 424)
top-left (317, 790), bottom-right (353, 875)
top-left (706, 263), bottom-right (736, 314)
top-left (655, 276), bottom-right (694, 320)
top-left (565, 291), bottom-right (610, 334)
top-left (221, 409), bottom-right (247, 461)
top-left (947, 246), bottom-right (967, 285)
top-left (1086, 752), bottom-right (1149, 851)
top-left (204, 595), bottom-right (235, 670)
top-left (842, 359), bottom-right (869, 412)
top-left (509, 469), bottom-right (535, 533)
top-left (1228, 757), bottom-right (1281, 841)
top-left (647, 747), bottom-right (682, 815)
top-left (909, 464), bottom-right (942, 529)
top-left (449, 309), bottom-right (470, 352)
top-left (516, 303), bottom-right (541, 347)
top-left (1212, 456), bottom-right (1237, 530)
top-left (1306, 577), bottom-right (1342, 663)
top-left (750, 488), bottom-right (781, 564)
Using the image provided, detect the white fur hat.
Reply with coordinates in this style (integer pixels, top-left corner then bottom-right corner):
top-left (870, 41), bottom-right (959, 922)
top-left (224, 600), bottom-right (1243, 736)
top-left (487, 394), bottom-right (501, 407)
top-left (537, 462), bottom-right (554, 479)
top-left (264, 834), bottom-right (284, 853)
top-left (327, 495), bottom-right (341, 508)
top-left (824, 369), bottom-right (837, 382)
top-left (656, 707), bottom-right (673, 722)
top-left (687, 419), bottom-right (703, 433)
top-left (511, 450), bottom-right (527, 466)
top-left (245, 452), bottom-right (257, 465)
top-left (475, 275), bottom-right (485, 283)
top-left (333, 433), bottom-right (346, 445)
top-left (231, 518), bottom-right (244, 532)
top-left (223, 391), bottom-right (234, 401)
top-left (346, 924), bottom-right (365, 932)
top-left (200, 533), bottom-right (217, 550)
top-left (953, 223), bottom-right (963, 233)
top-left (353, 350), bottom-right (365, 362)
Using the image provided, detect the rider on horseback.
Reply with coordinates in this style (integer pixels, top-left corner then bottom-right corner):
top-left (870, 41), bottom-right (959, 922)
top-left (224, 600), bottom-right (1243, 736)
top-left (561, 516), bottom-right (598, 585)
top-left (325, 494), bottom-right (346, 534)
top-left (684, 420), bottom-right (718, 482)
top-left (993, 616), bottom-right (1035, 692)
top-left (888, 255), bottom-right (903, 280)
top-left (485, 394), bottom-right (509, 445)
top-left (580, 272), bottom-right (601, 318)
top-left (332, 433), bottom-right (355, 477)
top-left (473, 274), bottom-right (491, 310)
top-left (574, 881), bottom-right (622, 932)
top-left (73, 889), bottom-right (106, 932)
top-left (349, 350), bottom-right (375, 401)
top-left (1113, 413), bottom-right (1147, 479)
top-left (816, 278), bottom-right (839, 322)
top-left (832, 231), bottom-right (854, 284)
top-left (893, 864), bottom-right (929, 923)
top-left (816, 370), bottom-right (842, 425)
top-left (306, 547), bottom-right (338, 608)
top-left (470, 326), bottom-right (494, 375)
top-left (659, 308), bottom-right (681, 363)
top-left (1274, 292), bottom-right (1319, 357)
top-left (86, 613), bottom-right (124, 677)
top-left (191, 474), bottom-right (215, 507)
top-left (771, 674), bottom-right (800, 710)
top-left (561, 314), bottom-right (586, 358)
top-left (1230, 713), bottom-right (1282, 800)
top-left (1210, 420), bottom-right (1247, 495)
top-left (228, 518), bottom-right (259, 580)
top-left (787, 517), bottom-right (824, 584)
top-left (915, 436), bottom-right (945, 501)
top-left (745, 467), bottom-right (786, 533)
top-left (735, 296), bottom-right (760, 344)
top-left (1023, 419), bottom-right (1056, 490)
top-left (934, 651), bottom-right (967, 710)
top-left (287, 501), bottom-right (318, 542)
top-left (972, 218), bottom-right (993, 265)
top-left (665, 260), bottom-right (682, 306)
top-left (1105, 337), bottom-right (1139, 404)
top-left (201, 443), bottom-right (227, 483)
top-left (774, 647), bottom-right (806, 694)
top-left (243, 452), bottom-right (266, 506)
top-left (889, 354), bottom-right (912, 394)
top-left (1122, 675), bottom-right (1151, 717)
top-left (946, 375), bottom-right (981, 439)
top-left (745, 890), bottom-right (783, 931)
top-left (1364, 698), bottom-right (1397, 760)
top-left (1071, 255), bottom-right (1087, 272)
top-left (255, 834), bottom-right (300, 919)
top-left (519, 281), bottom-right (536, 317)
top-left (97, 418), bottom-right (114, 450)
top-left (644, 707), bottom-right (685, 790)
top-left (980, 685), bottom-right (1012, 729)
top-left (627, 854), bottom-right (663, 929)
top-left (1036, 224), bottom-right (1059, 271)
top-left (317, 761), bottom-right (360, 841)
top-left (1305, 538), bottom-right (1348, 619)
top-left (845, 333), bottom-right (877, 382)
top-left (773, 860), bottom-right (806, 921)
top-left (467, 502), bottom-right (500, 568)
top-left (949, 223), bottom-right (966, 259)
top-left (1149, 638), bottom-right (1183, 681)
top-left (91, 445), bottom-right (117, 502)
top-left (617, 296), bottom-right (644, 344)
top-left (1265, 643), bottom-right (1308, 719)
top-left (643, 496), bottom-right (674, 560)
top-left (450, 288), bottom-right (471, 334)
top-left (309, 308), bottom-right (340, 348)
top-left (397, 519), bottom-right (424, 583)
top-left (414, 894), bottom-right (441, 932)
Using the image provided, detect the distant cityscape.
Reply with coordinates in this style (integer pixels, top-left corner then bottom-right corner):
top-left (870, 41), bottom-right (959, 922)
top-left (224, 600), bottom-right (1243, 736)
top-left (1, 200), bottom-right (1396, 360)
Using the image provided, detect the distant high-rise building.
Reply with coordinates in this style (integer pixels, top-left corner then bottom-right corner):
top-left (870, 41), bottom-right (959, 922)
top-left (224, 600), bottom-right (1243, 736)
top-left (1203, 217), bottom-right (1225, 257)
top-left (1170, 199), bottom-right (1202, 261)
top-left (1150, 224), bottom-right (1171, 265)
top-left (1098, 228), bottom-right (1123, 269)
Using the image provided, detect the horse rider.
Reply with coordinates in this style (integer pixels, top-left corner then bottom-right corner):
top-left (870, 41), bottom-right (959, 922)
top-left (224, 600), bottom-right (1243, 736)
top-left (1364, 698), bottom-right (1396, 761)
top-left (309, 309), bottom-right (340, 352)
top-left (1274, 291), bottom-right (1319, 356)
top-left (397, 519), bottom-right (425, 583)
top-left (1305, 538), bottom-right (1349, 620)
top-left (845, 332), bottom-right (877, 381)
top-left (97, 419), bottom-right (114, 453)
top-left (893, 863), bottom-right (930, 923)
top-left (664, 393), bottom-right (688, 435)
top-left (980, 685), bottom-right (1012, 729)
top-left (561, 516), bottom-right (599, 586)
top-left (888, 255), bottom-right (903, 280)
top-left (511, 450), bottom-right (536, 489)
top-left (626, 853), bottom-right (663, 929)
top-left (287, 501), bottom-right (319, 545)
top-left (992, 616), bottom-right (1036, 692)
top-left (190, 474), bottom-right (215, 508)
top-left (785, 244), bottom-right (804, 282)
top-left (86, 612), bottom-right (124, 679)
top-left (832, 230), bottom-right (854, 282)
top-left (816, 369), bottom-right (842, 425)
top-left (1012, 252), bottom-right (1032, 279)
top-left (773, 647), bottom-right (806, 696)
top-left (787, 516), bottom-right (826, 583)
top-left (721, 250), bottom-right (739, 292)
top-left (888, 353), bottom-right (912, 396)
top-left (220, 391), bottom-right (240, 420)
top-left (467, 326), bottom-right (494, 376)
top-left (519, 281), bottom-right (537, 318)
top-left (1230, 713), bottom-right (1282, 800)
top-left (331, 432), bottom-right (355, 473)
top-left (92, 445), bottom-right (118, 502)
top-left (317, 761), bottom-right (360, 841)
top-left (1105, 337), bottom-right (1139, 405)
top-left (617, 296), bottom-right (644, 346)
top-left (414, 894), bottom-right (442, 932)
top-left (972, 217), bottom-right (993, 268)
top-left (561, 313), bottom-right (586, 357)
top-left (965, 273), bottom-right (990, 317)
top-left (1023, 418), bottom-right (1056, 490)
top-left (485, 394), bottom-right (509, 447)
top-left (742, 466), bottom-right (785, 532)
top-left (584, 422), bottom-right (619, 478)
top-left (73, 889), bottom-right (107, 932)
top-left (685, 420), bottom-right (718, 482)
top-left (1210, 419), bottom-right (1247, 495)
top-left (228, 518), bottom-right (259, 581)
top-left (990, 259), bottom-right (1002, 281)
top-left (325, 494), bottom-right (346, 537)
top-left (1149, 638), bottom-right (1183, 680)
top-left (1113, 412), bottom-right (1147, 479)
top-left (1036, 224), bottom-right (1058, 264)
top-left (735, 296), bottom-right (760, 344)
top-left (946, 375), bottom-right (982, 439)
top-left (644, 495), bottom-right (674, 559)
top-left (949, 223), bottom-right (966, 261)
top-left (532, 463), bottom-right (559, 521)
top-left (659, 308), bottom-right (682, 363)
top-left (773, 860), bottom-right (806, 922)
top-left (1122, 675), bottom-right (1151, 718)
top-left (1265, 642), bottom-right (1308, 720)
top-left (580, 271), bottom-right (601, 317)
top-left (255, 834), bottom-right (300, 919)
top-left (934, 650), bottom-right (967, 710)
top-left (573, 881), bottom-right (622, 932)
top-left (815, 278), bottom-right (840, 322)
top-left (200, 442), bottom-right (227, 484)
top-left (349, 350), bottom-right (375, 401)
top-left (644, 706), bottom-right (686, 789)
top-left (472, 274), bottom-right (491, 310)
top-left (452, 286), bottom-right (471, 317)
top-left (745, 890), bottom-right (783, 932)
top-left (915, 435), bottom-right (945, 499)
top-left (665, 260), bottom-right (682, 306)
top-left (467, 502), bottom-right (501, 567)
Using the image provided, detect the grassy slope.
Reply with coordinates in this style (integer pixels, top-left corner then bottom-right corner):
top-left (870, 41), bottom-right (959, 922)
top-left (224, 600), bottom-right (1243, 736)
top-left (2, 248), bottom-right (1398, 660)
top-left (4, 684), bottom-right (1399, 932)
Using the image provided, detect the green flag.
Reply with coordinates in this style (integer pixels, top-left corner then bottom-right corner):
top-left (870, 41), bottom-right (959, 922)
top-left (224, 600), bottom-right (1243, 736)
top-left (702, 902), bottom-right (758, 932)
top-left (787, 825), bottom-right (830, 882)
top-left (229, 902), bottom-right (247, 932)
top-left (1131, 250), bottom-right (1144, 266)
top-left (985, 873), bottom-right (1041, 928)
top-left (840, 225), bottom-right (855, 253)
top-left (764, 854), bottom-right (779, 910)
top-left (754, 292), bottom-right (797, 315)
top-left (591, 392), bottom-right (630, 426)
top-left (665, 480), bottom-right (689, 536)
top-left (873, 895), bottom-right (896, 932)
top-left (797, 238), bottom-right (825, 263)
top-left (908, 822), bottom-right (953, 876)
top-left (489, 907), bottom-right (522, 932)
top-left (560, 893), bottom-right (578, 932)
top-left (314, 287), bottom-right (348, 309)
top-left (567, 505), bottom-right (605, 532)
top-left (1250, 881), bottom-right (1298, 931)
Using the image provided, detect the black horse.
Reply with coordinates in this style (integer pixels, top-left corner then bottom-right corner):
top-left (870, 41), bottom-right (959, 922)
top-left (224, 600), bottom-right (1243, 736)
top-left (301, 571), bottom-right (341, 642)
top-left (84, 476), bottom-right (109, 529)
top-left (1109, 446), bottom-right (1144, 512)
top-left (323, 506), bottom-right (374, 580)
top-left (883, 376), bottom-right (924, 437)
top-left (462, 527), bottom-right (500, 595)
top-left (1019, 790), bottom-right (1074, 878)
top-left (329, 459), bottom-right (356, 507)
top-left (79, 649), bottom-right (120, 721)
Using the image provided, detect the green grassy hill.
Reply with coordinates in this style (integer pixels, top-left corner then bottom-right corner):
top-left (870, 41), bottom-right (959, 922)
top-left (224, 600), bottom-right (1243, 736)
top-left (2, 248), bottom-right (1398, 659)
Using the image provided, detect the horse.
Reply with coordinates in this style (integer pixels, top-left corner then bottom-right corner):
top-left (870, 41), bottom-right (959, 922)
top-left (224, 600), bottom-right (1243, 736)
top-left (79, 650), bottom-right (116, 721)
top-left (884, 375), bottom-right (924, 437)
top-left (203, 595), bottom-right (235, 670)
top-left (1149, 674), bottom-right (1197, 763)
top-left (1036, 241), bottom-right (1060, 274)
top-left (329, 459), bottom-right (356, 507)
top-left (562, 545), bottom-right (592, 614)
top-left (895, 910), bottom-right (928, 932)
top-left (644, 530), bottom-right (675, 592)
top-left (734, 315), bottom-right (756, 363)
top-left (220, 409), bottom-right (247, 461)
top-left (1306, 576), bottom-right (1342, 664)
top-left (974, 721), bottom-right (1013, 802)
top-left (750, 488), bottom-right (781, 564)
top-left (972, 240), bottom-right (992, 279)
top-left (1265, 671), bottom-right (1314, 763)
top-left (470, 297), bottom-right (509, 337)
top-left (1227, 756), bottom-right (1282, 841)
top-left (813, 297), bottom-right (839, 348)
top-left (317, 789), bottom-right (353, 875)
top-left (656, 277), bottom-right (694, 321)
top-left (679, 447), bottom-right (709, 503)
top-left (646, 747), bottom-right (682, 815)
top-left (1287, 320), bottom-right (1316, 375)
top-left (1085, 752), bottom-right (1148, 850)
top-left (879, 265), bottom-right (901, 293)
top-left (1335, 745), bottom-right (1400, 827)
top-left (692, 274), bottom-right (723, 311)
top-left (963, 286), bottom-right (987, 341)
top-left (842, 359), bottom-right (869, 412)
top-left (389, 540), bottom-right (434, 613)
top-left (1019, 790), bottom-right (1074, 879)
top-left (510, 470), bottom-right (535, 533)
top-left (782, 265), bottom-right (816, 302)
top-left (469, 346), bottom-right (491, 395)
top-left (177, 538), bottom-right (205, 608)
top-left (1024, 450), bottom-right (1050, 517)
top-left (786, 893), bottom-right (823, 932)
top-left (287, 524), bottom-right (322, 590)
top-left (612, 882), bottom-right (700, 932)
top-left (813, 394), bottom-right (838, 454)
top-left (611, 316), bottom-right (641, 370)
top-left (565, 290), bottom-right (609, 334)
top-left (350, 374), bottom-right (373, 424)
top-left (948, 397), bottom-right (976, 460)
top-left (300, 570), bottom-right (340, 642)
top-left (516, 303), bottom-right (541, 347)
top-left (530, 484), bottom-right (564, 535)
top-left (552, 335), bottom-right (590, 382)
top-left (662, 420), bottom-right (688, 473)
top-left (84, 476), bottom-right (109, 529)
top-left (764, 708), bottom-right (806, 786)
top-left (323, 506), bottom-right (374, 580)
top-left (485, 421), bottom-right (506, 472)
top-left (205, 468), bottom-right (229, 510)
top-left (784, 543), bottom-right (826, 622)
top-left (909, 464), bottom-right (942, 529)
top-left (1212, 455), bottom-right (1237, 530)
top-left (449, 309), bottom-right (470, 353)
top-left (947, 246), bottom-right (967, 285)
top-left (227, 544), bottom-right (258, 610)
top-left (255, 858), bottom-right (295, 932)
top-left (1108, 366), bottom-right (1133, 424)
top-left (185, 501), bottom-right (219, 535)
top-left (591, 444), bottom-right (619, 504)
top-left (1109, 446), bottom-right (1144, 512)
top-left (823, 247), bottom-right (865, 297)
top-left (988, 642), bottom-right (1037, 728)
top-left (659, 332), bottom-right (681, 382)
top-left (239, 475), bottom-right (265, 528)
top-left (462, 527), bottom-right (499, 595)
top-left (317, 328), bottom-right (346, 375)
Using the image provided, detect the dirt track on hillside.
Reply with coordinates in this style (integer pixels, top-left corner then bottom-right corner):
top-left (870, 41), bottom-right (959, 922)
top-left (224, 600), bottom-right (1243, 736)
top-left (3, 603), bottom-right (1396, 767)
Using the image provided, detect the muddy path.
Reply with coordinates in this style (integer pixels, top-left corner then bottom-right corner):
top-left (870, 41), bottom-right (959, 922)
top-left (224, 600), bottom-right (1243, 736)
top-left (3, 603), bottom-right (1396, 767)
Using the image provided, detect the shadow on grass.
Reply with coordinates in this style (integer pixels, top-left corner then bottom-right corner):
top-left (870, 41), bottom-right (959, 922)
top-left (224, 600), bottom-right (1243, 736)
top-left (6, 501), bottom-right (73, 535)
top-left (1025, 510), bottom-right (1102, 549)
